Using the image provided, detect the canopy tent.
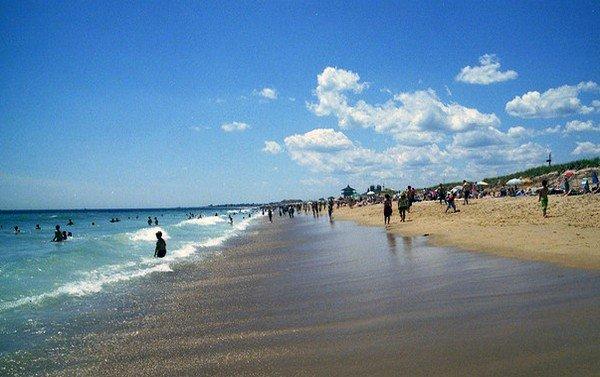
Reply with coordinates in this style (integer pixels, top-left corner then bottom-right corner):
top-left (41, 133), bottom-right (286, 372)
top-left (506, 178), bottom-right (523, 186)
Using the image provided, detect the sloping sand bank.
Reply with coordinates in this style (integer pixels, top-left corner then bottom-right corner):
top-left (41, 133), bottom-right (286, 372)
top-left (336, 195), bottom-right (600, 270)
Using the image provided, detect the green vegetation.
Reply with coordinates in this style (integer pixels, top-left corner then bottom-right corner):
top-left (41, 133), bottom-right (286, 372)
top-left (420, 157), bottom-right (599, 190)
top-left (482, 157), bottom-right (600, 187)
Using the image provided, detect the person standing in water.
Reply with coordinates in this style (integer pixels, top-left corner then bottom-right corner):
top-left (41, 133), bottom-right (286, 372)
top-left (52, 225), bottom-right (63, 242)
top-left (147, 216), bottom-right (152, 226)
top-left (228, 214), bottom-right (233, 225)
top-left (154, 217), bottom-right (158, 226)
top-left (154, 231), bottom-right (167, 258)
top-left (383, 194), bottom-right (393, 225)
top-left (268, 208), bottom-right (273, 222)
top-left (538, 179), bottom-right (549, 218)
top-left (327, 199), bottom-right (334, 219)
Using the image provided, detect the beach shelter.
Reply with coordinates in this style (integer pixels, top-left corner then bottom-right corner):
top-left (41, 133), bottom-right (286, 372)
top-left (506, 178), bottom-right (523, 186)
top-left (476, 181), bottom-right (489, 186)
top-left (341, 185), bottom-right (357, 198)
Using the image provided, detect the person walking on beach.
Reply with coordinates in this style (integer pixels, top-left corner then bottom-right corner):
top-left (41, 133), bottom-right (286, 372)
top-left (327, 199), bottom-right (334, 219)
top-left (462, 180), bottom-right (470, 205)
top-left (154, 231), bottom-right (167, 258)
top-left (445, 192), bottom-right (458, 213)
top-left (538, 179), bottom-right (549, 218)
top-left (383, 194), bottom-right (393, 225)
top-left (268, 208), bottom-right (273, 222)
top-left (406, 186), bottom-right (415, 212)
top-left (397, 192), bottom-right (409, 222)
top-left (437, 184), bottom-right (446, 204)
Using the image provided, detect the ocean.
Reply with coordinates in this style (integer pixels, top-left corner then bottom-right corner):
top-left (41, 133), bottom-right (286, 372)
top-left (0, 206), bottom-right (259, 363)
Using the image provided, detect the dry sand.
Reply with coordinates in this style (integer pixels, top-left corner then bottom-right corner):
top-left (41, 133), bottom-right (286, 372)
top-left (336, 195), bottom-right (600, 270)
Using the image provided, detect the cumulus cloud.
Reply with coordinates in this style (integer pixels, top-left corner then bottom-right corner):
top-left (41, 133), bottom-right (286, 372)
top-left (254, 87), bottom-right (278, 100)
top-left (262, 141), bottom-right (283, 154)
top-left (564, 120), bottom-right (600, 133)
top-left (307, 67), bottom-right (500, 143)
top-left (506, 81), bottom-right (600, 118)
top-left (221, 122), bottom-right (250, 132)
top-left (572, 141), bottom-right (600, 155)
top-left (455, 54), bottom-right (518, 85)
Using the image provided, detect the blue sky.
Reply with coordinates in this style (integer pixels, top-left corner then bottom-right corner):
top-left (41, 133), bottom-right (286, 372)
top-left (1, 1), bottom-right (599, 209)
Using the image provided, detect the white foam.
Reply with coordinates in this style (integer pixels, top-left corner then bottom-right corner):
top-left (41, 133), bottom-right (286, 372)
top-left (0, 213), bottom-right (260, 312)
top-left (127, 226), bottom-right (170, 242)
top-left (0, 263), bottom-right (172, 312)
top-left (174, 217), bottom-right (225, 227)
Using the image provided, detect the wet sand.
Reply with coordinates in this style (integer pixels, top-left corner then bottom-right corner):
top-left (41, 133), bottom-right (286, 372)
top-left (40, 216), bottom-right (600, 376)
top-left (336, 195), bottom-right (600, 270)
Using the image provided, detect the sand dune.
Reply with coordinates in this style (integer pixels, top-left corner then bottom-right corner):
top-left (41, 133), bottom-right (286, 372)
top-left (336, 195), bottom-right (600, 270)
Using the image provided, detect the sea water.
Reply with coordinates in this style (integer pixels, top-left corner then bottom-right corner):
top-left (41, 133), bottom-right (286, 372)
top-left (0, 207), bottom-right (258, 357)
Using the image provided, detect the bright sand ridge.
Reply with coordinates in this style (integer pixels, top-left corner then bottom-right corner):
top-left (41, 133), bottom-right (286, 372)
top-left (335, 195), bottom-right (600, 270)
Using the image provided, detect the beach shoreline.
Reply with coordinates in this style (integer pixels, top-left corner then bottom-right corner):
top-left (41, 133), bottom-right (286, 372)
top-left (28, 215), bottom-right (599, 376)
top-left (335, 195), bottom-right (600, 270)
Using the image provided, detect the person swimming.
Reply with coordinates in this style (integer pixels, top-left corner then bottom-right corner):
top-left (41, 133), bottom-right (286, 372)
top-left (35, 224), bottom-right (41, 230)
top-left (67, 219), bottom-right (74, 226)
top-left (154, 231), bottom-right (167, 258)
top-left (154, 217), bottom-right (158, 226)
top-left (14, 226), bottom-right (20, 235)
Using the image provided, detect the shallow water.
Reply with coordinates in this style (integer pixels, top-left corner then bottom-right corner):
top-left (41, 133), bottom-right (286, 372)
top-left (0, 207), bottom-right (258, 358)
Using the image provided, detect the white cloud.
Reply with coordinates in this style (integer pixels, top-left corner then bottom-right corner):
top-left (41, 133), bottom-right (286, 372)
top-left (456, 54), bottom-right (518, 85)
top-left (283, 128), bottom-right (354, 151)
top-left (506, 81), bottom-right (599, 118)
top-left (572, 142), bottom-right (600, 155)
top-left (221, 122), bottom-right (250, 132)
top-left (564, 120), bottom-right (600, 133)
top-left (254, 87), bottom-right (278, 100)
top-left (307, 67), bottom-right (500, 142)
top-left (262, 141), bottom-right (283, 154)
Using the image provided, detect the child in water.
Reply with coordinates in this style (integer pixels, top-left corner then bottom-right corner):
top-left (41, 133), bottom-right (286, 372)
top-left (154, 231), bottom-right (167, 258)
top-left (538, 179), bottom-right (549, 218)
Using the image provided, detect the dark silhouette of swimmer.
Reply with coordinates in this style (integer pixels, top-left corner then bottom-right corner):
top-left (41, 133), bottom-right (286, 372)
top-left (154, 217), bottom-right (158, 226)
top-left (52, 225), bottom-right (63, 242)
top-left (228, 214), bottom-right (233, 225)
top-left (62, 231), bottom-right (68, 240)
top-left (147, 216), bottom-right (152, 226)
top-left (67, 219), bottom-right (74, 226)
top-left (67, 232), bottom-right (72, 237)
top-left (154, 231), bottom-right (166, 258)
top-left (14, 226), bottom-right (20, 234)
top-left (35, 224), bottom-right (41, 230)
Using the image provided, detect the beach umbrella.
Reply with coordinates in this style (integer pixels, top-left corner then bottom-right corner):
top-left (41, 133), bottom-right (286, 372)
top-left (564, 170), bottom-right (575, 178)
top-left (366, 191), bottom-right (375, 195)
top-left (506, 178), bottom-right (523, 186)
top-left (476, 181), bottom-right (489, 186)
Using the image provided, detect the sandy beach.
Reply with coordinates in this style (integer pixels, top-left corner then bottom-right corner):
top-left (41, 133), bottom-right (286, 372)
top-left (15, 215), bottom-right (594, 376)
top-left (336, 195), bottom-right (600, 270)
